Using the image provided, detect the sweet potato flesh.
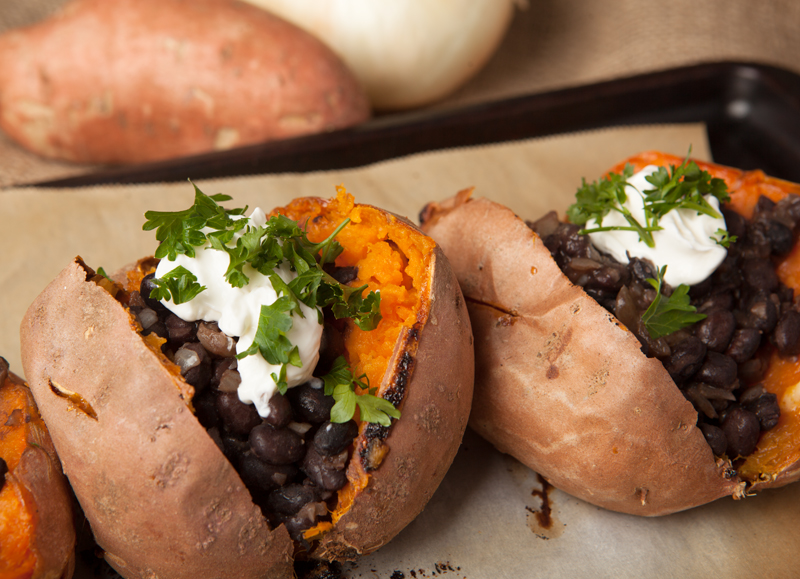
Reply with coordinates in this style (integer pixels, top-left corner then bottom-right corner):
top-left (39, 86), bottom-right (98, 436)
top-left (0, 382), bottom-right (39, 579)
top-left (272, 188), bottom-right (435, 526)
top-left (611, 152), bottom-right (800, 482)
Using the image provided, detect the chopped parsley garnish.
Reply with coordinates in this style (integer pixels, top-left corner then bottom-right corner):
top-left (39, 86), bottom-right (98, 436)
top-left (567, 152), bottom-right (732, 248)
top-left (148, 266), bottom-right (206, 304)
top-left (236, 298), bottom-right (302, 395)
top-left (713, 228), bottom-right (738, 248)
top-left (144, 184), bottom-right (391, 424)
top-left (323, 357), bottom-right (400, 427)
top-left (641, 266), bottom-right (707, 339)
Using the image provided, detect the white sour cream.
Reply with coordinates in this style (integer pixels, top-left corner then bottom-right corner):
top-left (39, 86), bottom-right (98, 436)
top-left (585, 165), bottom-right (728, 286)
top-left (154, 207), bottom-right (323, 418)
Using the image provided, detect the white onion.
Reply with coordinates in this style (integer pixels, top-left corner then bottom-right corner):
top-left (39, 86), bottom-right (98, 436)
top-left (240, 0), bottom-right (519, 110)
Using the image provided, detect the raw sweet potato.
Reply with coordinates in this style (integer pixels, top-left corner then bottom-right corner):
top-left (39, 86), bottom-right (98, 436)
top-left (0, 0), bottom-right (370, 164)
top-left (420, 153), bottom-right (800, 515)
top-left (0, 357), bottom-right (75, 579)
top-left (20, 191), bottom-right (473, 578)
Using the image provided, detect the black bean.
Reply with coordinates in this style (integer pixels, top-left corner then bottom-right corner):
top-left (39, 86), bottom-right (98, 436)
top-left (217, 392), bottom-right (262, 436)
top-left (142, 320), bottom-right (168, 341)
top-left (694, 310), bottom-right (736, 352)
top-left (288, 382), bottom-right (334, 424)
top-left (765, 220), bottom-right (794, 255)
top-left (221, 436), bottom-right (250, 467)
top-left (313, 421), bottom-right (359, 456)
top-left (696, 292), bottom-right (735, 314)
top-left (754, 195), bottom-right (777, 216)
top-left (316, 324), bottom-right (345, 376)
top-left (664, 337), bottom-right (706, 383)
top-left (192, 389), bottom-right (220, 429)
top-left (743, 392), bottom-right (781, 431)
top-left (0, 457), bottom-right (7, 492)
top-left (264, 393), bottom-right (293, 429)
top-left (628, 257), bottom-right (658, 284)
top-left (216, 368), bottom-right (241, 393)
top-left (773, 309), bottom-right (800, 356)
top-left (741, 258), bottom-right (779, 292)
top-left (265, 483), bottom-right (318, 516)
top-left (738, 294), bottom-right (778, 333)
top-left (722, 407), bottom-right (761, 457)
top-left (283, 502), bottom-right (328, 542)
top-left (238, 454), bottom-right (298, 493)
top-left (738, 357), bottom-right (769, 383)
top-left (140, 273), bottom-right (168, 312)
top-left (725, 328), bottom-right (762, 363)
top-left (250, 423), bottom-right (306, 465)
top-left (212, 357), bottom-right (237, 387)
top-left (197, 321), bottom-right (237, 358)
top-left (699, 423), bottom-right (728, 456)
top-left (526, 211), bottom-right (560, 239)
top-left (302, 446), bottom-right (349, 491)
top-left (330, 266), bottom-right (359, 285)
top-left (694, 352), bottom-right (738, 389)
top-left (165, 313), bottom-right (196, 344)
top-left (721, 208), bottom-right (747, 241)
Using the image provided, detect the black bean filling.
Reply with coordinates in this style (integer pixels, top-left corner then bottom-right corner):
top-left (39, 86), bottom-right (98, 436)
top-left (528, 193), bottom-right (800, 460)
top-left (127, 271), bottom-right (358, 544)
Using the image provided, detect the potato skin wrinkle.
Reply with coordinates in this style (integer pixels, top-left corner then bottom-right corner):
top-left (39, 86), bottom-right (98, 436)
top-left (0, 0), bottom-right (370, 164)
top-left (20, 195), bottom-right (473, 576)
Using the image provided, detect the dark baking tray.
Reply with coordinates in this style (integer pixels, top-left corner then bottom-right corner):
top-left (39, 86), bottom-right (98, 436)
top-left (32, 61), bottom-right (800, 188)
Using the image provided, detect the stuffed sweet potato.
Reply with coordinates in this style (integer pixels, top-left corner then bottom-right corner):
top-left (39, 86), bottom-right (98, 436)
top-left (20, 188), bottom-right (473, 578)
top-left (0, 0), bottom-right (370, 164)
top-left (420, 152), bottom-right (800, 515)
top-left (0, 357), bottom-right (75, 579)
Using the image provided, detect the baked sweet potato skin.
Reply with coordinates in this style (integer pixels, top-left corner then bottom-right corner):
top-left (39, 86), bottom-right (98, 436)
top-left (0, 0), bottom-right (370, 164)
top-left (0, 361), bottom-right (75, 579)
top-left (313, 246), bottom-right (474, 559)
top-left (20, 198), bottom-right (474, 572)
top-left (420, 192), bottom-right (741, 516)
top-left (20, 259), bottom-right (294, 579)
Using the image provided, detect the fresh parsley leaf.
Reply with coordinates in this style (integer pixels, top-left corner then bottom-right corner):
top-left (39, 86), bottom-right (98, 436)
top-left (96, 266), bottom-right (111, 280)
top-left (143, 183), bottom-right (247, 260)
top-left (567, 150), bottom-right (731, 249)
top-left (712, 228), bottom-right (737, 248)
top-left (323, 356), bottom-right (401, 426)
top-left (148, 266), bottom-right (206, 304)
top-left (237, 298), bottom-right (303, 375)
top-left (641, 266), bottom-right (707, 339)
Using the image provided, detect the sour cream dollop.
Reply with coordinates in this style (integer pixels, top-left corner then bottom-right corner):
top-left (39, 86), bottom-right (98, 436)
top-left (585, 165), bottom-right (728, 286)
top-left (154, 207), bottom-right (323, 417)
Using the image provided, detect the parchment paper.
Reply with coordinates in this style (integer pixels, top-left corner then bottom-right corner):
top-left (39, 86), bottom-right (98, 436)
top-left (3, 124), bottom-right (798, 578)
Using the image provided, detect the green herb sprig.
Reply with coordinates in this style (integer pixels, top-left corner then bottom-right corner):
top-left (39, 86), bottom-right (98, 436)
top-left (641, 266), bottom-right (707, 339)
top-left (323, 357), bottom-right (400, 427)
top-left (144, 184), bottom-right (390, 423)
top-left (567, 152), bottom-right (732, 248)
top-left (148, 266), bottom-right (206, 305)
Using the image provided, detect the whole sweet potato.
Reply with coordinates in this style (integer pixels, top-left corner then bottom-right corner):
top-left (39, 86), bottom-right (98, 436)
top-left (0, 0), bottom-right (370, 164)
top-left (20, 192), bottom-right (473, 577)
top-left (420, 153), bottom-right (800, 515)
top-left (0, 357), bottom-right (75, 579)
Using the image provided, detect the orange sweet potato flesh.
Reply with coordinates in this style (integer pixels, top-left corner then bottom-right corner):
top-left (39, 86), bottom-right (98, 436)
top-left (20, 192), bottom-right (473, 575)
top-left (0, 361), bottom-right (75, 579)
top-left (420, 153), bottom-right (800, 515)
top-left (0, 0), bottom-right (370, 164)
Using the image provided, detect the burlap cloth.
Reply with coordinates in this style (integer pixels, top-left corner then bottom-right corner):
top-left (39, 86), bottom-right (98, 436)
top-left (1, 0), bottom-right (799, 186)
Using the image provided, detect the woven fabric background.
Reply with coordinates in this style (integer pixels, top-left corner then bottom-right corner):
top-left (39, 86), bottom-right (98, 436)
top-left (1, 0), bottom-right (799, 185)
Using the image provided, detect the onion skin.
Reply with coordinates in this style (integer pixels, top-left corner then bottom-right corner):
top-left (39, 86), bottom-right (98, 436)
top-left (241, 0), bottom-right (517, 110)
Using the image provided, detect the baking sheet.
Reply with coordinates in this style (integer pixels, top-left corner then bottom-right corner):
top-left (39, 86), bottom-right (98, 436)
top-left (3, 123), bottom-right (798, 578)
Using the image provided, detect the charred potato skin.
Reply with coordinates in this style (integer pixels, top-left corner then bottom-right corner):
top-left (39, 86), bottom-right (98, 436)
top-left (314, 245), bottom-right (474, 559)
top-left (420, 192), bottom-right (741, 516)
top-left (0, 0), bottom-right (370, 164)
top-left (0, 365), bottom-right (75, 579)
top-left (20, 201), bottom-right (473, 572)
top-left (20, 259), bottom-right (294, 579)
